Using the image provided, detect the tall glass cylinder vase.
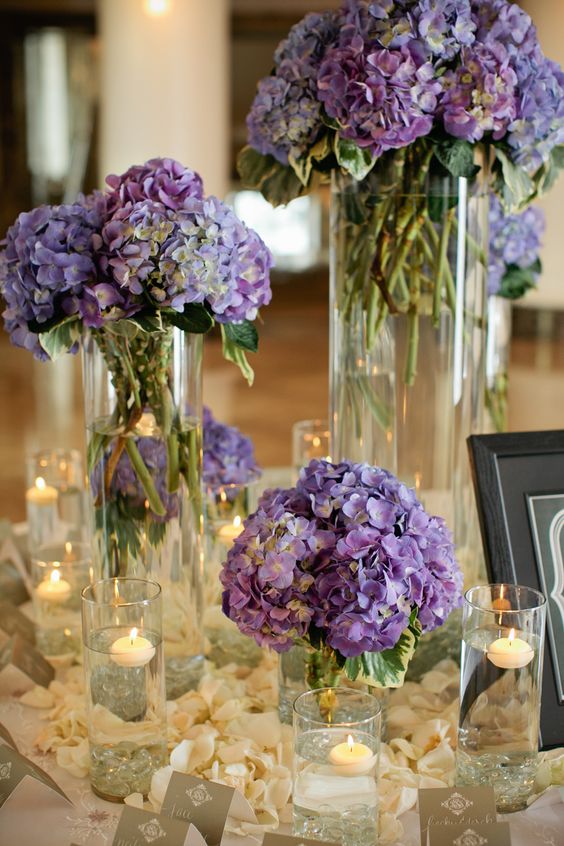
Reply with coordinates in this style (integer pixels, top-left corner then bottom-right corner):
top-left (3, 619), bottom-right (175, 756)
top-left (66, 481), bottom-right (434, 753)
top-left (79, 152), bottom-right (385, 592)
top-left (82, 326), bottom-right (204, 698)
top-left (330, 153), bottom-right (489, 592)
top-left (485, 296), bottom-right (512, 433)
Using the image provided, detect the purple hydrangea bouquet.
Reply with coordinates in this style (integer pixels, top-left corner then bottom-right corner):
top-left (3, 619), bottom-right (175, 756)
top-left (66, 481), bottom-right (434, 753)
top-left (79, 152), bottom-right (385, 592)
top-left (486, 196), bottom-right (545, 431)
top-left (239, 0), bottom-right (563, 383)
top-left (221, 458), bottom-right (463, 689)
top-left (239, 0), bottom-right (563, 580)
top-left (0, 159), bottom-right (273, 620)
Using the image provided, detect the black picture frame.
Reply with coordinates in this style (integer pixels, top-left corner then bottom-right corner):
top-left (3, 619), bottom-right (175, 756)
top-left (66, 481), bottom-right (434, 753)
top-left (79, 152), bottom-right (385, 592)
top-left (467, 430), bottom-right (564, 750)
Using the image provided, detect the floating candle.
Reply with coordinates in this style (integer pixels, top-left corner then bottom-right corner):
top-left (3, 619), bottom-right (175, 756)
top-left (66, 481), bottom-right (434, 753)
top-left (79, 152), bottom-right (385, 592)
top-left (328, 734), bottom-right (375, 775)
top-left (487, 628), bottom-right (534, 669)
top-left (110, 627), bottom-right (156, 667)
top-left (36, 569), bottom-right (72, 604)
top-left (26, 476), bottom-right (58, 505)
top-left (217, 515), bottom-right (243, 546)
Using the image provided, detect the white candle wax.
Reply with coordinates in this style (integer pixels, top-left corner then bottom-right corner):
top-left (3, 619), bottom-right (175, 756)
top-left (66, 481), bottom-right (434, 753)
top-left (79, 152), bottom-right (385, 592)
top-left (36, 569), bottom-right (72, 604)
top-left (216, 515), bottom-right (243, 546)
top-left (487, 628), bottom-right (534, 669)
top-left (328, 734), bottom-right (375, 775)
top-left (26, 477), bottom-right (58, 505)
top-left (110, 627), bottom-right (156, 667)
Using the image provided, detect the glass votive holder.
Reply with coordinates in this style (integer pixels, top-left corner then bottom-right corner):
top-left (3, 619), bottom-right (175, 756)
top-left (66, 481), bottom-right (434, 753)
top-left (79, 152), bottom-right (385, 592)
top-left (456, 584), bottom-right (546, 812)
top-left (292, 419), bottom-right (331, 481)
top-left (81, 578), bottom-right (167, 802)
top-left (26, 448), bottom-right (87, 554)
top-left (293, 687), bottom-right (381, 846)
top-left (203, 472), bottom-right (263, 667)
top-left (31, 541), bottom-right (93, 657)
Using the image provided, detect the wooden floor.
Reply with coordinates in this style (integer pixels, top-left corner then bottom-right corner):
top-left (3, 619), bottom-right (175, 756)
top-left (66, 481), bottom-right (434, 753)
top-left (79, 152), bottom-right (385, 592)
top-left (1, 270), bottom-right (563, 522)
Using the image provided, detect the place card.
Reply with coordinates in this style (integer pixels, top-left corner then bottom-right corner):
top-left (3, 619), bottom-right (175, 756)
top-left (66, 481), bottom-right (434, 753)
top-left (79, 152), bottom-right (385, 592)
top-left (0, 722), bottom-right (17, 749)
top-left (419, 787), bottom-right (497, 846)
top-left (262, 833), bottom-right (340, 846)
top-left (0, 529), bottom-right (32, 599)
top-left (0, 601), bottom-right (36, 645)
top-left (0, 559), bottom-right (29, 606)
top-left (112, 806), bottom-right (206, 846)
top-left (0, 744), bottom-right (69, 808)
top-left (161, 773), bottom-right (236, 846)
top-left (428, 821), bottom-right (512, 846)
top-left (0, 634), bottom-right (54, 694)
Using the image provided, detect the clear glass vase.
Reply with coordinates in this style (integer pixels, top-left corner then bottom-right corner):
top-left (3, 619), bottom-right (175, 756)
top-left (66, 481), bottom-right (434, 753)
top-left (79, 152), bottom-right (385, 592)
top-left (485, 296), bottom-right (512, 433)
top-left (330, 153), bottom-right (489, 592)
top-left (82, 326), bottom-right (204, 698)
top-left (278, 644), bottom-right (389, 733)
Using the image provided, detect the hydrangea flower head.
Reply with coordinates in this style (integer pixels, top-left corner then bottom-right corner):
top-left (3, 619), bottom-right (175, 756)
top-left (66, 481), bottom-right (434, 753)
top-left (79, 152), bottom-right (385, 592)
top-left (106, 157), bottom-right (204, 211)
top-left (221, 458), bottom-right (463, 657)
top-left (203, 406), bottom-right (261, 489)
top-left (488, 195), bottom-right (545, 296)
top-left (1, 201), bottom-right (103, 358)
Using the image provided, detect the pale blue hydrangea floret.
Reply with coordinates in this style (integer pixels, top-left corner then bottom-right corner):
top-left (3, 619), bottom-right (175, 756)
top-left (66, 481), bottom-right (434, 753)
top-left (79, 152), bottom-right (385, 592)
top-left (203, 405), bottom-right (261, 488)
top-left (221, 458), bottom-right (463, 656)
top-left (488, 195), bottom-right (545, 296)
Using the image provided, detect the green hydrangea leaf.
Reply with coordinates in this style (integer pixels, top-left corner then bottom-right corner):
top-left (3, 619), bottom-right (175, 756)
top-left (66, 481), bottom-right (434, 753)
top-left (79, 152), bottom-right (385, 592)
top-left (335, 138), bottom-right (376, 181)
top-left (260, 163), bottom-right (305, 207)
top-left (167, 304), bottom-right (214, 334)
top-left (498, 259), bottom-right (541, 300)
top-left (223, 320), bottom-right (259, 353)
top-left (221, 325), bottom-right (255, 385)
top-left (237, 145), bottom-right (278, 190)
top-left (434, 140), bottom-right (480, 179)
top-left (344, 615), bottom-right (422, 688)
top-left (38, 317), bottom-right (81, 360)
top-left (494, 148), bottom-right (535, 211)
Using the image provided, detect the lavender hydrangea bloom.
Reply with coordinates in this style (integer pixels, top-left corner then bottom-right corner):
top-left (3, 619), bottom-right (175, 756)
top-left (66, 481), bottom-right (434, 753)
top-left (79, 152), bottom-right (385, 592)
top-left (101, 196), bottom-right (272, 322)
top-left (368, 0), bottom-right (475, 60)
top-left (318, 35), bottom-right (439, 156)
top-left (0, 202), bottom-right (102, 358)
top-left (246, 75), bottom-right (322, 166)
top-left (203, 405), bottom-right (261, 489)
top-left (507, 52), bottom-right (564, 174)
top-left (488, 195), bottom-right (545, 296)
top-left (247, 11), bottom-right (340, 165)
top-left (437, 43), bottom-right (518, 141)
top-left (221, 459), bottom-right (462, 657)
top-left (106, 157), bottom-right (203, 211)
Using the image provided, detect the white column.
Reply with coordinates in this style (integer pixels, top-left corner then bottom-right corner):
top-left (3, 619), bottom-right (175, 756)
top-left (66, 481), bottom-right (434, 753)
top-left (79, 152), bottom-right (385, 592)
top-left (97, 0), bottom-right (229, 198)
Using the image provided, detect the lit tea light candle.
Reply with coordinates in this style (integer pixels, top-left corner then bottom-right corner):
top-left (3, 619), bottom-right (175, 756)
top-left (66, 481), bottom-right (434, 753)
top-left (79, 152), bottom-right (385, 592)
top-left (217, 515), bottom-right (243, 546)
top-left (328, 734), bottom-right (375, 775)
top-left (487, 628), bottom-right (534, 669)
top-left (26, 476), bottom-right (58, 505)
top-left (110, 627), bottom-right (155, 667)
top-left (36, 568), bottom-right (72, 604)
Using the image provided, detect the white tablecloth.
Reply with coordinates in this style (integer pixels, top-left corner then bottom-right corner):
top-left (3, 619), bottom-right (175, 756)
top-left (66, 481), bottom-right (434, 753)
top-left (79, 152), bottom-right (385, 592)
top-left (0, 696), bottom-right (563, 846)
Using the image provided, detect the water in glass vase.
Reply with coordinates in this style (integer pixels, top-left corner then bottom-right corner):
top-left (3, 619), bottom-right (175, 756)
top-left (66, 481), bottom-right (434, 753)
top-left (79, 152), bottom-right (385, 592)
top-left (88, 414), bottom-right (204, 698)
top-left (84, 626), bottom-right (167, 801)
top-left (293, 729), bottom-right (378, 846)
top-left (457, 626), bottom-right (542, 812)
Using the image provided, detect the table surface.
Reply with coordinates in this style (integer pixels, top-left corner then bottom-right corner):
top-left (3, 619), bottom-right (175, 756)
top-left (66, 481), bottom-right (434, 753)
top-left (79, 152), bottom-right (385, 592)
top-left (0, 694), bottom-right (563, 846)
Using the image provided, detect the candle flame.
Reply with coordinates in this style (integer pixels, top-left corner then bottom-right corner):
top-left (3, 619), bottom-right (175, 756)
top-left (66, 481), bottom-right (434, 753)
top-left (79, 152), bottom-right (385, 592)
top-left (509, 628), bottom-right (515, 644)
top-left (234, 515), bottom-right (242, 529)
top-left (312, 436), bottom-right (321, 448)
top-left (500, 585), bottom-right (504, 600)
top-left (36, 476), bottom-right (46, 490)
top-left (220, 490), bottom-right (227, 503)
top-left (65, 541), bottom-right (73, 556)
top-left (347, 734), bottom-right (354, 751)
top-left (130, 627), bottom-right (138, 645)
top-left (144, 0), bottom-right (172, 16)
top-left (50, 570), bottom-right (61, 584)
